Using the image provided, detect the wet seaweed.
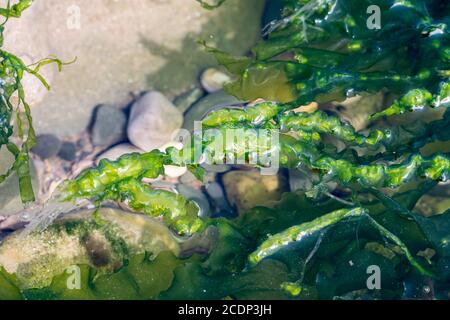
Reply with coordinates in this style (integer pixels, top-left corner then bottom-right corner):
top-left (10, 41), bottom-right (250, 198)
top-left (0, 0), bottom-right (65, 203)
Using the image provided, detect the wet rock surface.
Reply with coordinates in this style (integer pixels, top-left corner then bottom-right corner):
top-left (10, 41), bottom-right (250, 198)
top-left (202, 164), bottom-right (232, 173)
top-left (183, 90), bottom-right (242, 132)
top-left (200, 68), bottom-right (231, 93)
top-left (174, 87), bottom-right (205, 113)
top-left (57, 141), bottom-right (78, 161)
top-left (128, 91), bottom-right (183, 151)
top-left (0, 208), bottom-right (180, 289)
top-left (91, 105), bottom-right (127, 148)
top-left (3, 0), bottom-right (264, 138)
top-left (31, 134), bottom-right (62, 159)
top-left (222, 170), bottom-right (289, 214)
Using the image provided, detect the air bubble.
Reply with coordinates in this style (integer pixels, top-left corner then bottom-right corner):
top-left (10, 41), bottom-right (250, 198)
top-left (346, 88), bottom-right (356, 98)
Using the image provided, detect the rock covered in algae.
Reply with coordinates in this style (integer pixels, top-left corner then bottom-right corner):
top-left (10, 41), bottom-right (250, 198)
top-left (0, 208), bottom-right (180, 289)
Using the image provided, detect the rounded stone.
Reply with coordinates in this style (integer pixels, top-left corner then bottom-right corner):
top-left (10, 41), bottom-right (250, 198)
top-left (31, 134), bottom-right (62, 159)
top-left (127, 92), bottom-right (183, 151)
top-left (202, 163), bottom-right (232, 173)
top-left (58, 141), bottom-right (77, 161)
top-left (174, 87), bottom-right (205, 113)
top-left (200, 68), bottom-right (231, 93)
top-left (205, 182), bottom-right (233, 216)
top-left (91, 105), bottom-right (127, 147)
top-left (183, 90), bottom-right (242, 132)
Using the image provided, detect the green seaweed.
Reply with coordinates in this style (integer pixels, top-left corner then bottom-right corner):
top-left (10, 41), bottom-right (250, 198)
top-left (210, 0), bottom-right (449, 110)
top-left (0, 0), bottom-right (65, 203)
top-left (48, 1), bottom-right (450, 298)
top-left (2, 0), bottom-right (450, 300)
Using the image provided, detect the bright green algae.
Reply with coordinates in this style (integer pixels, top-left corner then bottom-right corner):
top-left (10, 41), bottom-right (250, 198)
top-left (61, 107), bottom-right (450, 204)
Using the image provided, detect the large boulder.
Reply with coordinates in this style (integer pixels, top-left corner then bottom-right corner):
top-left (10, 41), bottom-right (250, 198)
top-left (0, 208), bottom-right (180, 289)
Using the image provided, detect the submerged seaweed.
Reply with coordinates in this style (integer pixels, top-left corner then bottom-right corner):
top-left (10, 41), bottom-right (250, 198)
top-left (0, 0), bottom-right (65, 203)
top-left (1, 0), bottom-right (450, 300)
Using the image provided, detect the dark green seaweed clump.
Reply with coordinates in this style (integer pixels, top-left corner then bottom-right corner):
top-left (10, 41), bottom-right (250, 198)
top-left (211, 0), bottom-right (449, 109)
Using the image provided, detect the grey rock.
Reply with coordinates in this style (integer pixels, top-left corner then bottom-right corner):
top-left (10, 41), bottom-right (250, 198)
top-left (205, 182), bottom-right (224, 199)
top-left (174, 87), bottom-right (205, 113)
top-left (57, 142), bottom-right (77, 161)
top-left (183, 91), bottom-right (242, 132)
top-left (178, 170), bottom-right (216, 188)
top-left (91, 105), bottom-right (127, 147)
top-left (31, 134), bottom-right (62, 159)
top-left (200, 68), bottom-right (231, 93)
top-left (0, 208), bottom-right (180, 289)
top-left (151, 181), bottom-right (177, 193)
top-left (205, 182), bottom-right (233, 215)
top-left (176, 184), bottom-right (211, 218)
top-left (429, 181), bottom-right (450, 197)
top-left (204, 172), bottom-right (218, 184)
top-left (179, 171), bottom-right (204, 190)
top-left (179, 171), bottom-right (198, 185)
top-left (127, 92), bottom-right (183, 151)
top-left (202, 163), bottom-right (232, 173)
top-left (288, 169), bottom-right (313, 192)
